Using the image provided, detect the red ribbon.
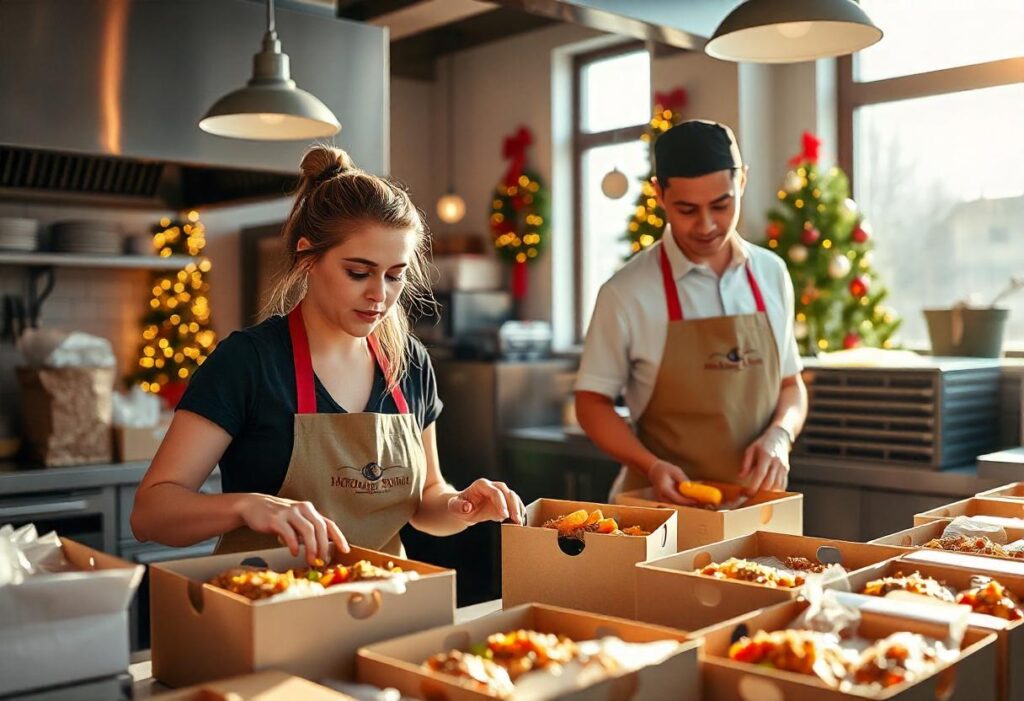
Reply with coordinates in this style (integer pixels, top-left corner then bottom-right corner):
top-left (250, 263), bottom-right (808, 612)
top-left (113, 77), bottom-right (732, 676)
top-left (653, 87), bottom-right (688, 111)
top-left (788, 131), bottom-right (822, 166)
top-left (502, 126), bottom-right (534, 189)
top-left (511, 258), bottom-right (528, 300)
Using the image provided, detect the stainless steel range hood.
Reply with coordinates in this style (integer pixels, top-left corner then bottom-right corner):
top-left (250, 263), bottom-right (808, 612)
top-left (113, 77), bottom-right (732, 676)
top-left (0, 0), bottom-right (388, 209)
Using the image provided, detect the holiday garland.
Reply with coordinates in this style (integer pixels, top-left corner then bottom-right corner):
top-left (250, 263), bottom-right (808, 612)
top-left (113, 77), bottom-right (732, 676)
top-left (624, 88), bottom-right (687, 257)
top-left (490, 126), bottom-right (549, 299)
top-left (765, 132), bottom-right (900, 354)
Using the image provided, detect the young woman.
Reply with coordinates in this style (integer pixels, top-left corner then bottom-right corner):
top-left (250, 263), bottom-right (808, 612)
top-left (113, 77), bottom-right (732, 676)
top-left (131, 146), bottom-right (526, 564)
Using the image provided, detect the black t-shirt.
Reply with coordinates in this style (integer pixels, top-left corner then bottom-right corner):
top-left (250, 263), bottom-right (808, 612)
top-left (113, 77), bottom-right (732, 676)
top-left (177, 315), bottom-right (443, 496)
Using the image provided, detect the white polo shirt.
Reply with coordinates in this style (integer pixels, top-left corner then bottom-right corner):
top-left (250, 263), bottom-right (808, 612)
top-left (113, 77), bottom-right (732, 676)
top-left (575, 230), bottom-right (802, 420)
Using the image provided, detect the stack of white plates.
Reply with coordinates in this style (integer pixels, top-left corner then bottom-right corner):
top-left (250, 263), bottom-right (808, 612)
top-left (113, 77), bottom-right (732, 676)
top-left (51, 220), bottom-right (123, 255)
top-left (0, 217), bottom-right (40, 252)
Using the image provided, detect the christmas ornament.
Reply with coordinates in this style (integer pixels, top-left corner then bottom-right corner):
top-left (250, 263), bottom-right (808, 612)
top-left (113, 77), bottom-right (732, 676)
top-left (783, 171), bottom-right (803, 194)
top-left (601, 168), bottom-right (629, 199)
top-left (788, 131), bottom-right (822, 166)
top-left (852, 222), bottom-right (871, 244)
top-left (849, 276), bottom-right (869, 298)
top-left (801, 227), bottom-right (821, 246)
top-left (766, 221), bottom-right (782, 240)
top-left (788, 244), bottom-right (808, 264)
top-left (843, 332), bottom-right (861, 350)
top-left (794, 320), bottom-right (808, 340)
top-left (828, 254), bottom-right (852, 279)
top-left (843, 197), bottom-right (858, 213)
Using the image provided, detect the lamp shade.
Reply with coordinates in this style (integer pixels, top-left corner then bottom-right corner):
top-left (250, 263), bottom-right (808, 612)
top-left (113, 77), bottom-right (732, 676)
top-left (200, 20), bottom-right (340, 140)
top-left (706, 0), bottom-right (882, 64)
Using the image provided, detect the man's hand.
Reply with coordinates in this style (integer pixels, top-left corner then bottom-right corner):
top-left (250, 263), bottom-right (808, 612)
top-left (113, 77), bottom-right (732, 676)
top-left (738, 426), bottom-right (793, 495)
top-left (648, 459), bottom-right (699, 506)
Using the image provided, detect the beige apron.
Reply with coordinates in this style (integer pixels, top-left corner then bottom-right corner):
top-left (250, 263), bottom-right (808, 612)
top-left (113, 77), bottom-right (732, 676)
top-left (216, 305), bottom-right (425, 557)
top-left (611, 242), bottom-right (781, 497)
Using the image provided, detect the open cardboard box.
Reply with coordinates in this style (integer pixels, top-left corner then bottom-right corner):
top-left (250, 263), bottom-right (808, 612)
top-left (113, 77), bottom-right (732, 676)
top-left (872, 520), bottom-right (1024, 563)
top-left (157, 670), bottom-right (357, 701)
top-left (977, 483), bottom-right (1024, 501)
top-left (0, 538), bottom-right (143, 697)
top-left (502, 499), bottom-right (676, 619)
top-left (357, 603), bottom-right (701, 700)
top-left (699, 598), bottom-right (998, 700)
top-left (615, 482), bottom-right (803, 551)
top-left (843, 556), bottom-right (1024, 701)
top-left (150, 544), bottom-right (455, 687)
top-left (915, 498), bottom-right (1024, 530)
top-left (635, 532), bottom-right (909, 631)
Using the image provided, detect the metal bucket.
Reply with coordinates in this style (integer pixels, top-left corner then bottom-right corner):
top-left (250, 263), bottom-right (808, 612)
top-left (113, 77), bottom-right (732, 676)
top-left (923, 307), bottom-right (1009, 358)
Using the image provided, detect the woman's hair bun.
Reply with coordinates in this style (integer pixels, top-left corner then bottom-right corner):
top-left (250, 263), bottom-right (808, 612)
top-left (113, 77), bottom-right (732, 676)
top-left (299, 146), bottom-right (356, 182)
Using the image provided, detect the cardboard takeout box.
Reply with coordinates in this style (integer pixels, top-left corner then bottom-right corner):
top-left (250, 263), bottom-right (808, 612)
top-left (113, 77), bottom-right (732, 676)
top-left (150, 544), bottom-right (456, 687)
top-left (502, 499), bottom-right (677, 619)
top-left (615, 482), bottom-right (803, 551)
top-left (357, 603), bottom-right (702, 700)
top-left (634, 531), bottom-right (909, 631)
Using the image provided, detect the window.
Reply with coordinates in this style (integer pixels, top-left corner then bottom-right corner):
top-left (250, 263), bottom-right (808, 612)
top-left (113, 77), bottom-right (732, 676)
top-left (573, 44), bottom-right (651, 341)
top-left (839, 2), bottom-right (1024, 346)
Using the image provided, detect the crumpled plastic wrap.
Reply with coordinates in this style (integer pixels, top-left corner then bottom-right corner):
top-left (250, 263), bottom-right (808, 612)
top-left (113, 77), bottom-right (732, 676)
top-left (17, 329), bottom-right (115, 368)
top-left (0, 523), bottom-right (69, 586)
top-left (942, 515), bottom-right (1008, 544)
top-left (112, 386), bottom-right (161, 428)
top-left (257, 569), bottom-right (421, 605)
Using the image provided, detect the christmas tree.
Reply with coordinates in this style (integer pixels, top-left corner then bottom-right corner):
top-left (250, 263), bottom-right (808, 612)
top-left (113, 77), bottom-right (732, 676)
top-left (624, 88), bottom-right (686, 256)
top-left (130, 211), bottom-right (217, 403)
top-left (764, 132), bottom-right (900, 355)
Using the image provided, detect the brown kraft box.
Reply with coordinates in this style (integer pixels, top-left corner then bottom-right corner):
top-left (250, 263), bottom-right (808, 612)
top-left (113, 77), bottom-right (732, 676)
top-left (150, 544), bottom-right (455, 687)
top-left (844, 556), bottom-right (1024, 701)
top-left (977, 482), bottom-right (1024, 501)
top-left (915, 498), bottom-right (1024, 529)
top-left (615, 482), bottom-right (803, 551)
top-left (502, 499), bottom-right (677, 619)
top-left (635, 531), bottom-right (909, 631)
top-left (357, 603), bottom-right (701, 700)
top-left (699, 598), bottom-right (998, 701)
top-left (156, 670), bottom-right (358, 701)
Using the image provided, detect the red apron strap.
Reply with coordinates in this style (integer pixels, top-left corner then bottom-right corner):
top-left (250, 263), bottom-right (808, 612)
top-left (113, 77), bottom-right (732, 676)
top-left (287, 305), bottom-right (318, 415)
top-left (745, 265), bottom-right (768, 313)
top-left (367, 334), bottom-right (410, 415)
top-left (658, 244), bottom-right (684, 322)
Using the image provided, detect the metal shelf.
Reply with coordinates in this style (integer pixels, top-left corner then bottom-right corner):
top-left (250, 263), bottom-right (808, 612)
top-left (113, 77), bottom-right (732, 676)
top-left (0, 251), bottom-right (194, 270)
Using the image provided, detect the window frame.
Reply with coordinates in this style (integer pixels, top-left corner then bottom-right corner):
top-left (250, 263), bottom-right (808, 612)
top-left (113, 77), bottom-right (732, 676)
top-left (571, 40), bottom-right (649, 343)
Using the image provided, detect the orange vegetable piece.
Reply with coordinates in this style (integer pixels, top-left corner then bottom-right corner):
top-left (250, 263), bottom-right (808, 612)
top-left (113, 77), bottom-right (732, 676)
top-left (556, 509), bottom-right (589, 532)
top-left (677, 481), bottom-right (723, 506)
top-left (583, 510), bottom-right (603, 527)
top-left (596, 518), bottom-right (618, 533)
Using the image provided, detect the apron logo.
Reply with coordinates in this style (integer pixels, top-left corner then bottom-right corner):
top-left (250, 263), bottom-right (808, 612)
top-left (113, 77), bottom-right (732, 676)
top-left (332, 462), bottom-right (411, 494)
top-left (705, 346), bottom-right (764, 371)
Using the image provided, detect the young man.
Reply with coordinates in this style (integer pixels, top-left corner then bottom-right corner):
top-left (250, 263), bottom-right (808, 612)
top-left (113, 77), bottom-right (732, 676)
top-left (575, 120), bottom-right (807, 505)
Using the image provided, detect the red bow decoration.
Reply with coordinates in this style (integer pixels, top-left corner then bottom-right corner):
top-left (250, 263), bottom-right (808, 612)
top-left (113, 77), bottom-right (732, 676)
top-left (502, 126), bottom-right (534, 189)
top-left (788, 131), bottom-right (822, 166)
top-left (654, 88), bottom-right (688, 112)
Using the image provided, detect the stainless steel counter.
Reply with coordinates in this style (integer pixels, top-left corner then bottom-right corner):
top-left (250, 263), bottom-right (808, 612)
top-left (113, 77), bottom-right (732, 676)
top-left (0, 459), bottom-right (151, 496)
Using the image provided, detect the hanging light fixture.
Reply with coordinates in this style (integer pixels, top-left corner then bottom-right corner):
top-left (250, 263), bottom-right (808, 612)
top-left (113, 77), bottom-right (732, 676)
top-left (436, 56), bottom-right (466, 225)
top-left (199, 0), bottom-right (340, 140)
top-left (705, 0), bottom-right (882, 64)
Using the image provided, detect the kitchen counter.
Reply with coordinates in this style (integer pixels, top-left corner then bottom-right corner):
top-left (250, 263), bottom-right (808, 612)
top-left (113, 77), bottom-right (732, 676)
top-left (128, 599), bottom-right (504, 698)
top-left (503, 425), bottom-right (1016, 542)
top-left (0, 459), bottom-right (152, 496)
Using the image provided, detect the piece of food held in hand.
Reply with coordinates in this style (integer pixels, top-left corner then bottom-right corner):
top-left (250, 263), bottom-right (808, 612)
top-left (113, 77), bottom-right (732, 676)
top-left (207, 559), bottom-right (402, 601)
top-left (698, 557), bottom-right (823, 588)
top-left (425, 630), bottom-right (578, 696)
top-left (861, 571), bottom-right (956, 603)
top-left (542, 509), bottom-right (651, 539)
top-left (676, 481), bottom-right (723, 508)
top-left (924, 534), bottom-right (1024, 560)
top-left (956, 579), bottom-right (1024, 620)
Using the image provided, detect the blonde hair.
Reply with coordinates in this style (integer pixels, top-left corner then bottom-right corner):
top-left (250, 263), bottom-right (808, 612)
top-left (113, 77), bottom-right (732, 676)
top-left (262, 145), bottom-right (433, 389)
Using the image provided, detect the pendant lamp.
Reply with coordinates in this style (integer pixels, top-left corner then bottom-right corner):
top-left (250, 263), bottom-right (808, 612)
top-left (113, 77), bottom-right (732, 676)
top-left (199, 0), bottom-right (341, 140)
top-left (436, 56), bottom-right (466, 224)
top-left (706, 0), bottom-right (882, 64)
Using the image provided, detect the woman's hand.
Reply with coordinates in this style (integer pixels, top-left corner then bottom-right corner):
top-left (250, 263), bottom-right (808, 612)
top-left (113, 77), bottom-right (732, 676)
top-left (648, 459), bottom-right (698, 506)
top-left (236, 494), bottom-right (350, 565)
top-left (447, 479), bottom-right (527, 525)
top-left (739, 426), bottom-right (792, 495)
